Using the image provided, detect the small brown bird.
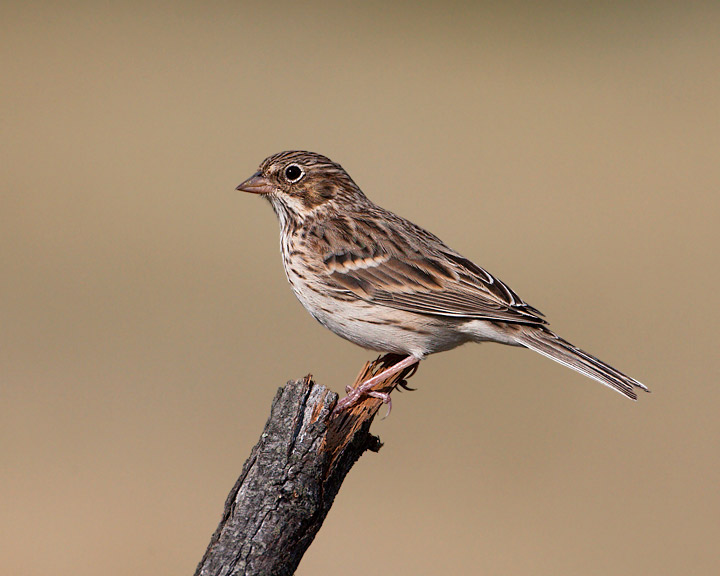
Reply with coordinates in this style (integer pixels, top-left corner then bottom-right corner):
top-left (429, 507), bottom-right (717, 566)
top-left (237, 151), bottom-right (648, 411)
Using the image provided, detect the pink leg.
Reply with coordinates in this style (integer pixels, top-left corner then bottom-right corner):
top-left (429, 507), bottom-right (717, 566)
top-left (334, 355), bottom-right (420, 413)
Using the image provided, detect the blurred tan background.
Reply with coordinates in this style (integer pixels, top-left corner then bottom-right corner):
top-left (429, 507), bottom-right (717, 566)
top-left (2, 1), bottom-right (719, 574)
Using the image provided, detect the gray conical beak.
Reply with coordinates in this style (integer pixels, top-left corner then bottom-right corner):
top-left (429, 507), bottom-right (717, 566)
top-left (236, 171), bottom-right (274, 195)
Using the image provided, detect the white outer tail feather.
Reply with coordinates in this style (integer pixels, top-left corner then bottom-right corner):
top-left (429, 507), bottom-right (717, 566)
top-left (514, 327), bottom-right (649, 400)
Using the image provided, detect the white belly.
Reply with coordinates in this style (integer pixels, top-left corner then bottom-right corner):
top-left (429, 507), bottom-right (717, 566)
top-left (286, 266), bottom-right (469, 357)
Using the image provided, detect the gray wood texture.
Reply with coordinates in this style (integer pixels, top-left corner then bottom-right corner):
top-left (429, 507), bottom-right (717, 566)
top-left (194, 354), bottom-right (417, 576)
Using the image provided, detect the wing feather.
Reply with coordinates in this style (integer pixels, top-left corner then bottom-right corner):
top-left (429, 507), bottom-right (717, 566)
top-left (315, 211), bottom-right (547, 325)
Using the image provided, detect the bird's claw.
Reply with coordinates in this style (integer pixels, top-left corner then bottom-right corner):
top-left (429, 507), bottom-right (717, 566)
top-left (367, 389), bottom-right (392, 418)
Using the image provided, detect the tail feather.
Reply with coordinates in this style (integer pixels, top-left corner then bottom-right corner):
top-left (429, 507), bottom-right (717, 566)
top-left (514, 328), bottom-right (649, 400)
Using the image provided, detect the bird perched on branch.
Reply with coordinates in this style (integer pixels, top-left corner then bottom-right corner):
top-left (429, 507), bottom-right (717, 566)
top-left (237, 151), bottom-right (649, 411)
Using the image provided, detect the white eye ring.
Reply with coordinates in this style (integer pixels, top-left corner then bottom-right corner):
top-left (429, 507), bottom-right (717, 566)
top-left (284, 164), bottom-right (305, 183)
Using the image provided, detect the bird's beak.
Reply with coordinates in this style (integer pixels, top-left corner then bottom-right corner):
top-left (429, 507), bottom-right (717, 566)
top-left (235, 171), bottom-right (274, 195)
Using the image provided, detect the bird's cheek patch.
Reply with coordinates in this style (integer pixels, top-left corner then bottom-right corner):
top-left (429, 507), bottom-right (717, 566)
top-left (300, 190), bottom-right (328, 210)
top-left (301, 195), bottom-right (321, 210)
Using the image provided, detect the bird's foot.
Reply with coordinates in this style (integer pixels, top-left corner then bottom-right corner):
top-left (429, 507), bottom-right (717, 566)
top-left (333, 355), bottom-right (419, 414)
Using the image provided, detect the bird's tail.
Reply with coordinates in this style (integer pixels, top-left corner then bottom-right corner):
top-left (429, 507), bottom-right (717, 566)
top-left (514, 327), bottom-right (649, 400)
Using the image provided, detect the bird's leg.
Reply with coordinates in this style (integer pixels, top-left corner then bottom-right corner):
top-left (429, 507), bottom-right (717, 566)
top-left (334, 355), bottom-right (420, 413)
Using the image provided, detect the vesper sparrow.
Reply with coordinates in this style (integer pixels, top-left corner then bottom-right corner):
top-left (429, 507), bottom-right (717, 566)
top-left (237, 151), bottom-right (649, 411)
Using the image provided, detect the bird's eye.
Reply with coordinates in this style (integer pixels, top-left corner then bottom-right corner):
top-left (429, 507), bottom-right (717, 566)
top-left (284, 164), bottom-right (304, 183)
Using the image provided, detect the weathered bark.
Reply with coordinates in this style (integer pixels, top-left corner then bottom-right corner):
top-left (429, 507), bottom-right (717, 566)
top-left (194, 354), bottom-right (418, 576)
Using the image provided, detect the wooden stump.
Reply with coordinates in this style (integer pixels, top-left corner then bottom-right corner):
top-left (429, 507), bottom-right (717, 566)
top-left (195, 354), bottom-right (418, 576)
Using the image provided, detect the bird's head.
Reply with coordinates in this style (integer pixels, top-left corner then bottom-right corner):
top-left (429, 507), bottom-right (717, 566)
top-left (236, 151), bottom-right (366, 226)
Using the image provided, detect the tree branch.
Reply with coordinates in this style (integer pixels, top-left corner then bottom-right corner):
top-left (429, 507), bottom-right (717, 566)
top-left (194, 354), bottom-right (418, 576)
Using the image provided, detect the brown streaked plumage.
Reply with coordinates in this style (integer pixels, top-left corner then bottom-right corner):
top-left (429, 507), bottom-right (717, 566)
top-left (237, 151), bottom-right (649, 411)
